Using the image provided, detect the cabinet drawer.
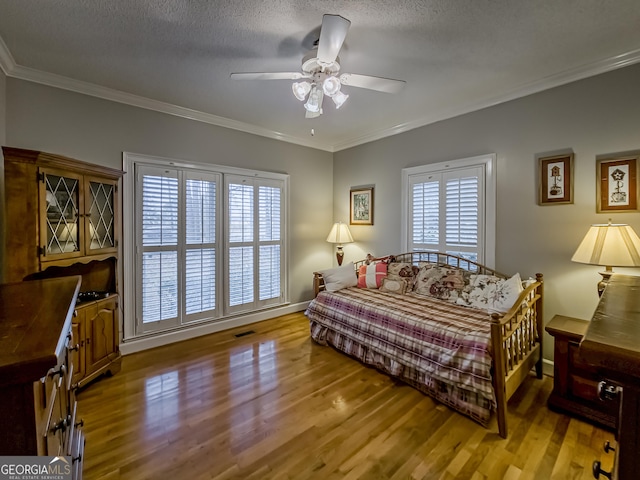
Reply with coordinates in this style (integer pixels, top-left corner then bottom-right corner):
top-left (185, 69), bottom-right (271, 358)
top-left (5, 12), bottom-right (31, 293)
top-left (70, 428), bottom-right (85, 480)
top-left (569, 343), bottom-right (597, 372)
top-left (41, 381), bottom-right (63, 455)
top-left (569, 373), bottom-right (601, 403)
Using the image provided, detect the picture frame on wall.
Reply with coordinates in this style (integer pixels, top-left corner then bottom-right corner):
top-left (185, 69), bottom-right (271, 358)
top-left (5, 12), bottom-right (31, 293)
top-left (596, 155), bottom-right (638, 213)
top-left (538, 154), bottom-right (574, 205)
top-left (350, 187), bottom-right (374, 225)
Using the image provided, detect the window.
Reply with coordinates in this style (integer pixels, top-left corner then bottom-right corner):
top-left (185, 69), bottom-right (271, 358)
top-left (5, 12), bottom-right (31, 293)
top-left (225, 175), bottom-right (284, 315)
top-left (129, 156), bottom-right (287, 338)
top-left (402, 154), bottom-right (496, 266)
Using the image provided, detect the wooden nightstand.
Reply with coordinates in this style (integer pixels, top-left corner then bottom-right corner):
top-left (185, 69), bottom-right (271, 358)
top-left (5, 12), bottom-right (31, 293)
top-left (546, 314), bottom-right (618, 430)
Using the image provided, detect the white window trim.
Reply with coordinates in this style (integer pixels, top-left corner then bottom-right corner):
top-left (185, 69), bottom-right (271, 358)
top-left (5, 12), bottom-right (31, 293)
top-left (401, 154), bottom-right (496, 268)
top-left (122, 152), bottom-right (289, 342)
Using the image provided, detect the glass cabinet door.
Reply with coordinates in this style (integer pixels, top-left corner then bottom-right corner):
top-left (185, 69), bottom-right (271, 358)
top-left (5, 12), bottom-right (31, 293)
top-left (40, 169), bottom-right (83, 258)
top-left (86, 177), bottom-right (118, 253)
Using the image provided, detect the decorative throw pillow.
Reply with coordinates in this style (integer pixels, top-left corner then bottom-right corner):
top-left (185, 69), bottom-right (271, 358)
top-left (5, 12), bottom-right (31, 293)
top-left (379, 277), bottom-right (410, 294)
top-left (386, 262), bottom-right (419, 289)
top-left (319, 262), bottom-right (358, 292)
top-left (457, 273), bottom-right (523, 313)
top-left (357, 262), bottom-right (388, 288)
top-left (414, 265), bottom-right (469, 302)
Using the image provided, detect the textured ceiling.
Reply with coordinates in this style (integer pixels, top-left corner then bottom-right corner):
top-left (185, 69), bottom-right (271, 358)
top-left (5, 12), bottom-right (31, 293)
top-left (1, 1), bottom-right (640, 151)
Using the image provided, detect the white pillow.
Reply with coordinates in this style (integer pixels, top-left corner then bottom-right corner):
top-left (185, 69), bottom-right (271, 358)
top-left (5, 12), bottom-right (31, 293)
top-left (457, 272), bottom-right (523, 313)
top-left (320, 262), bottom-right (358, 292)
top-left (490, 272), bottom-right (524, 313)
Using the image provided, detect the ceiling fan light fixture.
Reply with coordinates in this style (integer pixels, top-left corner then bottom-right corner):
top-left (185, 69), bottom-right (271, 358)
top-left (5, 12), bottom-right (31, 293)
top-left (322, 76), bottom-right (341, 96)
top-left (304, 86), bottom-right (324, 113)
top-left (331, 90), bottom-right (349, 109)
top-left (292, 81), bottom-right (312, 101)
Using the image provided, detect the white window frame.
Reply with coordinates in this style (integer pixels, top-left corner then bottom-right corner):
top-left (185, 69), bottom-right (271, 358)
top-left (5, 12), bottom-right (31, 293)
top-left (122, 152), bottom-right (289, 341)
top-left (401, 154), bottom-right (496, 268)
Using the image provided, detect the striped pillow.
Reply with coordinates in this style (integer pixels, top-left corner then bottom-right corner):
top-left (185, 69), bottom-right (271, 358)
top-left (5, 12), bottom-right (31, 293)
top-left (357, 263), bottom-right (388, 289)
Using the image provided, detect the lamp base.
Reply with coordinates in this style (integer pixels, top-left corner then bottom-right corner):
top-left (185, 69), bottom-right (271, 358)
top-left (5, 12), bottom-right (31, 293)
top-left (336, 246), bottom-right (344, 266)
top-left (597, 267), bottom-right (613, 297)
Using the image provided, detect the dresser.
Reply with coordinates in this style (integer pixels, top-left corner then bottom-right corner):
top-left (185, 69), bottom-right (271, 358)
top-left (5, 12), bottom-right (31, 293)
top-left (0, 276), bottom-right (84, 478)
top-left (580, 274), bottom-right (640, 480)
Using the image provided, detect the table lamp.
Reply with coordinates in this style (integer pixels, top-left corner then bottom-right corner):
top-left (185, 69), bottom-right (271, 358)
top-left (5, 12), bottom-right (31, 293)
top-left (571, 219), bottom-right (640, 296)
top-left (326, 221), bottom-right (354, 266)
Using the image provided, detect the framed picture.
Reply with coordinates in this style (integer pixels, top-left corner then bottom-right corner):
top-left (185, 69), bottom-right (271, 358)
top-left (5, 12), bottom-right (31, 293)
top-left (596, 155), bottom-right (638, 213)
top-left (538, 154), bottom-right (573, 205)
top-left (350, 187), bottom-right (374, 225)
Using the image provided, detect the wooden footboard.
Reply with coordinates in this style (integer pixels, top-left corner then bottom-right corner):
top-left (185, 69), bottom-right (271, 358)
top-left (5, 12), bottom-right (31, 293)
top-left (490, 273), bottom-right (544, 438)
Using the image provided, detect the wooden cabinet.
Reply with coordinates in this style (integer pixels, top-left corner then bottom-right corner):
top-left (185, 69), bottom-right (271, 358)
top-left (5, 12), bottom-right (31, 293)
top-left (0, 276), bottom-right (85, 478)
top-left (3, 146), bottom-right (123, 389)
top-left (2, 146), bottom-right (123, 282)
top-left (580, 275), bottom-right (640, 480)
top-left (72, 295), bottom-right (122, 388)
top-left (546, 314), bottom-right (618, 430)
top-left (37, 166), bottom-right (119, 264)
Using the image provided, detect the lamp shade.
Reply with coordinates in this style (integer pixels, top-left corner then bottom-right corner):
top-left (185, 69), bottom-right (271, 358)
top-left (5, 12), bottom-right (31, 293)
top-left (326, 222), bottom-right (354, 244)
top-left (571, 222), bottom-right (640, 267)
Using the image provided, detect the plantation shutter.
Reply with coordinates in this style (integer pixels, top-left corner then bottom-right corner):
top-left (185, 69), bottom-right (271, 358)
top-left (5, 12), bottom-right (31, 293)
top-left (226, 176), bottom-right (284, 314)
top-left (227, 180), bottom-right (254, 308)
top-left (444, 172), bottom-right (479, 251)
top-left (407, 165), bottom-right (484, 263)
top-left (184, 173), bottom-right (219, 321)
top-left (259, 185), bottom-right (281, 302)
top-left (131, 153), bottom-right (287, 339)
top-left (139, 166), bottom-right (180, 330)
top-left (136, 166), bottom-right (221, 333)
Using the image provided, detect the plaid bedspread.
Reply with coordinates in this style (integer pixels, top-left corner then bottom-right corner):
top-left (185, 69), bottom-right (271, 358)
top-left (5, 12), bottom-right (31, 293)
top-left (305, 287), bottom-right (497, 426)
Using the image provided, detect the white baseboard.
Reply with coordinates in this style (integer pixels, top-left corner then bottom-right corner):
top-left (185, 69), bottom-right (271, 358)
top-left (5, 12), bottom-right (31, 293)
top-left (121, 304), bottom-right (559, 381)
top-left (120, 301), bottom-right (310, 355)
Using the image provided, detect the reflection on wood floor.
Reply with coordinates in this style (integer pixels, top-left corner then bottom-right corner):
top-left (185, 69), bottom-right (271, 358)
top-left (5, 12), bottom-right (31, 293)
top-left (77, 312), bottom-right (614, 479)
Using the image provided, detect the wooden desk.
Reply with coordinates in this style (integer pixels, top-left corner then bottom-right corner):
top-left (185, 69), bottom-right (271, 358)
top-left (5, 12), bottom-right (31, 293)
top-left (580, 274), bottom-right (640, 480)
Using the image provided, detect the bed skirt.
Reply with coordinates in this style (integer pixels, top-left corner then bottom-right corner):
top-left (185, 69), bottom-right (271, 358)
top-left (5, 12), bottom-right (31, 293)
top-left (309, 319), bottom-right (494, 426)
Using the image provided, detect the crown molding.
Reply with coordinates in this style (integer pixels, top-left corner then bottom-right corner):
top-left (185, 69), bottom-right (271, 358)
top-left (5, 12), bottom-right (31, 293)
top-left (330, 48), bottom-right (640, 151)
top-left (0, 37), bottom-right (331, 152)
top-left (2, 33), bottom-right (639, 154)
top-left (0, 34), bottom-right (16, 75)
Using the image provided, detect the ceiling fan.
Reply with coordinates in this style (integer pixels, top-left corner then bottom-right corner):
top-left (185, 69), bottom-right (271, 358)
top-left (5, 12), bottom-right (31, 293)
top-left (230, 14), bottom-right (406, 118)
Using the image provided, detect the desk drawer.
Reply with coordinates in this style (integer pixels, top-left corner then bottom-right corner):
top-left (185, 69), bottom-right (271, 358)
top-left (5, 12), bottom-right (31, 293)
top-left (569, 343), bottom-right (595, 371)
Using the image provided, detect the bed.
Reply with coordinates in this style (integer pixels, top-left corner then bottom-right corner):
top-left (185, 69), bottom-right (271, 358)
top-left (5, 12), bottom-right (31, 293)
top-left (305, 252), bottom-right (544, 438)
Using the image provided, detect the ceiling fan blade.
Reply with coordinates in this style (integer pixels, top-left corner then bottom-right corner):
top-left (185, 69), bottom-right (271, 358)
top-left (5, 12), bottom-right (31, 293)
top-left (339, 73), bottom-right (406, 94)
top-left (316, 14), bottom-right (351, 66)
top-left (230, 72), bottom-right (307, 80)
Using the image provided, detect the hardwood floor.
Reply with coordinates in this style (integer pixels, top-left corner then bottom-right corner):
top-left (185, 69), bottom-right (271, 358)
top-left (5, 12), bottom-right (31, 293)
top-left (77, 312), bottom-right (614, 479)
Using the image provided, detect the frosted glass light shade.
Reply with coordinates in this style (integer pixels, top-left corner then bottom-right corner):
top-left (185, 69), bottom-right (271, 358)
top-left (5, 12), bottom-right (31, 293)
top-left (304, 86), bottom-right (323, 113)
top-left (326, 222), bottom-right (354, 244)
top-left (572, 222), bottom-right (640, 267)
top-left (332, 90), bottom-right (349, 109)
top-left (322, 76), bottom-right (341, 96)
top-left (292, 81), bottom-right (311, 101)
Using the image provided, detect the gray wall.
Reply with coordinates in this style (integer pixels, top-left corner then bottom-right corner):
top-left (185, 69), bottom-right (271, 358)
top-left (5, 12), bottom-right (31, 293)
top-left (334, 63), bottom-right (640, 361)
top-left (4, 79), bottom-right (334, 304)
top-left (4, 64), bottom-right (640, 362)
